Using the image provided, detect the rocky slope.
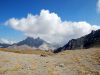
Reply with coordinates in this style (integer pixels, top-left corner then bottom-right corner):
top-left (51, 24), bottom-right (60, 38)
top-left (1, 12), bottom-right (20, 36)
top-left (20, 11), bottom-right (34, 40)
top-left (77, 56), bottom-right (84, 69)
top-left (0, 43), bottom-right (11, 48)
top-left (0, 48), bottom-right (99, 75)
top-left (8, 37), bottom-right (53, 50)
top-left (54, 29), bottom-right (100, 53)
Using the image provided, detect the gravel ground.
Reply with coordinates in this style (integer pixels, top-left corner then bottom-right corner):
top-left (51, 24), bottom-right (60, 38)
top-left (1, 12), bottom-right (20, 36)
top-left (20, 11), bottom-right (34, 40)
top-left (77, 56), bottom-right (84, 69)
top-left (0, 48), bottom-right (100, 75)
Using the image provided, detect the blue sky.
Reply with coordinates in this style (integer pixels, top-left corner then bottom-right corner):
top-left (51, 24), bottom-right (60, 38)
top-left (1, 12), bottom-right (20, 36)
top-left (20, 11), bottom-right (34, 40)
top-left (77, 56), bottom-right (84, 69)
top-left (0, 0), bottom-right (100, 44)
top-left (0, 0), bottom-right (99, 24)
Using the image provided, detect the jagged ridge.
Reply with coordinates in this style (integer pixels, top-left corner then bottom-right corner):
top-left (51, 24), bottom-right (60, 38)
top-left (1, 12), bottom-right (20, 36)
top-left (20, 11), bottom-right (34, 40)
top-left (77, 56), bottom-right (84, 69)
top-left (54, 29), bottom-right (100, 53)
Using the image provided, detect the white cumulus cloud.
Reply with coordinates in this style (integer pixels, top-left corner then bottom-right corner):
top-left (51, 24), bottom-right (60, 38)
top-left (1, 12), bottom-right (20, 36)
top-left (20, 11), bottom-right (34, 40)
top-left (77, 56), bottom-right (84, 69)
top-left (5, 9), bottom-right (100, 46)
top-left (97, 0), bottom-right (100, 13)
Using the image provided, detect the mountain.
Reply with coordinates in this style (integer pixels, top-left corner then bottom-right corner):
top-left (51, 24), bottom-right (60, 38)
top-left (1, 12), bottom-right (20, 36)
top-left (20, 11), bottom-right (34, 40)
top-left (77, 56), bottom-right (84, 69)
top-left (17, 37), bottom-right (46, 47)
top-left (0, 43), bottom-right (11, 48)
top-left (8, 37), bottom-right (53, 50)
top-left (54, 29), bottom-right (100, 53)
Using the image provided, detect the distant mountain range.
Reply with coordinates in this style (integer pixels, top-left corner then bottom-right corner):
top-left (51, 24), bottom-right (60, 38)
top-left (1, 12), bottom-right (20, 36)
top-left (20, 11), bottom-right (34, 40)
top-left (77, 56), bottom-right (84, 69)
top-left (54, 29), bottom-right (100, 53)
top-left (0, 43), bottom-right (11, 48)
top-left (0, 37), bottom-right (55, 50)
top-left (9, 37), bottom-right (55, 50)
top-left (16, 37), bottom-right (47, 48)
top-left (1, 29), bottom-right (100, 51)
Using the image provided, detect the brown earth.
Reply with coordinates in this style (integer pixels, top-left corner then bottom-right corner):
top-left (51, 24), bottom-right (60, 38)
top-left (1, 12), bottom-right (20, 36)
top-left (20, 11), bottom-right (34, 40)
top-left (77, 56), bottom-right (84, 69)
top-left (0, 48), bottom-right (100, 75)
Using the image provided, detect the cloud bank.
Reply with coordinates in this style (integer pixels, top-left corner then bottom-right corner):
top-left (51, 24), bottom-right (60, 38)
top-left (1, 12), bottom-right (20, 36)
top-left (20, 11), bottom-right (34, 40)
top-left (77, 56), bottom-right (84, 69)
top-left (97, 0), bottom-right (100, 13)
top-left (5, 9), bottom-right (100, 45)
top-left (0, 38), bottom-right (15, 44)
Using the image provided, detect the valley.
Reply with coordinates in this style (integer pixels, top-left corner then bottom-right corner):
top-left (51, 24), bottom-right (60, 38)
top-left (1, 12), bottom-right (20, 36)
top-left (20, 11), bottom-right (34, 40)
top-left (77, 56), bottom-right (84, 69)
top-left (0, 0), bottom-right (100, 75)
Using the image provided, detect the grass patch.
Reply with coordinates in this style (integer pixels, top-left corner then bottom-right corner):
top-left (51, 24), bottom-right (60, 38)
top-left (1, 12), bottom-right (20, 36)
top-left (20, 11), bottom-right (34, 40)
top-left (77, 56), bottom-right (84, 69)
top-left (91, 50), bottom-right (100, 63)
top-left (47, 63), bottom-right (59, 75)
top-left (0, 48), bottom-right (54, 56)
top-left (0, 67), bottom-right (7, 74)
top-left (9, 64), bottom-right (22, 71)
top-left (78, 65), bottom-right (100, 75)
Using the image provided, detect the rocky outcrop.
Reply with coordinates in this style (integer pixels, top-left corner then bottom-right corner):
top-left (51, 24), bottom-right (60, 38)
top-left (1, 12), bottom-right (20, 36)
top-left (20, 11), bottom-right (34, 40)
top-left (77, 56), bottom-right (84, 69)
top-left (54, 29), bottom-right (100, 53)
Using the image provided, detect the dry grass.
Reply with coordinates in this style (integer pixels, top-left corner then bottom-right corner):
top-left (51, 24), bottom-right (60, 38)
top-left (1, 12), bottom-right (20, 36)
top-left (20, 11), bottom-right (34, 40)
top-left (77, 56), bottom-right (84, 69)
top-left (9, 64), bottom-right (22, 71)
top-left (77, 65), bottom-right (100, 75)
top-left (91, 50), bottom-right (100, 63)
top-left (47, 63), bottom-right (59, 75)
top-left (0, 48), bottom-right (54, 56)
top-left (0, 67), bottom-right (7, 74)
top-left (0, 48), bottom-right (99, 75)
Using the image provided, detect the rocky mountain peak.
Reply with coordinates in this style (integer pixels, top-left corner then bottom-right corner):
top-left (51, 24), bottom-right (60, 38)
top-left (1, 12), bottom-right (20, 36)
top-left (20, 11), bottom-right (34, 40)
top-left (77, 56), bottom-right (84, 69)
top-left (54, 29), bottom-right (100, 53)
top-left (16, 37), bottom-right (46, 48)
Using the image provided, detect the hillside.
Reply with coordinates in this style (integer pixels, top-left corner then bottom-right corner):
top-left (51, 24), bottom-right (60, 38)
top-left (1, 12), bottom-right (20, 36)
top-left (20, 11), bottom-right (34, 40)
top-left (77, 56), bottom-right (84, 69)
top-left (5, 37), bottom-right (54, 50)
top-left (0, 43), bottom-right (11, 48)
top-left (54, 29), bottom-right (100, 53)
top-left (0, 48), bottom-right (99, 75)
top-left (0, 37), bottom-right (59, 50)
